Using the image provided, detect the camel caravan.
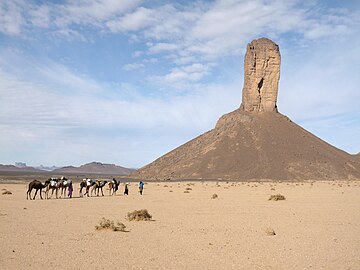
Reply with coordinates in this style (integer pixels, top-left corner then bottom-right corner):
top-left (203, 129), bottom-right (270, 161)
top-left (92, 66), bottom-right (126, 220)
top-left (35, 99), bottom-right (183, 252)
top-left (26, 177), bottom-right (121, 200)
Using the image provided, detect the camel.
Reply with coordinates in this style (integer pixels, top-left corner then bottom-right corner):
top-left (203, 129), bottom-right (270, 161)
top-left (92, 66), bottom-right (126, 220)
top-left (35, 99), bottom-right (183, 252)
top-left (79, 178), bottom-right (95, 197)
top-left (26, 180), bottom-right (46, 200)
top-left (92, 180), bottom-right (108, 196)
top-left (45, 178), bottom-right (59, 199)
top-left (58, 177), bottom-right (72, 198)
top-left (108, 178), bottom-right (120, 195)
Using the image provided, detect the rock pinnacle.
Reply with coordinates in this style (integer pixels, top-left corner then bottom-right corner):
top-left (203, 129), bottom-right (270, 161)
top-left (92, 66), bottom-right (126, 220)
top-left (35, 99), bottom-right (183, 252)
top-left (240, 38), bottom-right (281, 112)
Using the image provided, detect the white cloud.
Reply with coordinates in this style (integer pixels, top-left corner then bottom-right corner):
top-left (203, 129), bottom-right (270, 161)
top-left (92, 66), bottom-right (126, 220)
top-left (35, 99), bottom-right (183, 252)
top-left (29, 4), bottom-right (50, 28)
top-left (0, 0), bottom-right (24, 35)
top-left (54, 0), bottom-right (142, 27)
top-left (106, 7), bottom-right (156, 32)
top-left (51, 28), bottom-right (88, 42)
top-left (148, 42), bottom-right (181, 54)
top-left (122, 62), bottom-right (145, 71)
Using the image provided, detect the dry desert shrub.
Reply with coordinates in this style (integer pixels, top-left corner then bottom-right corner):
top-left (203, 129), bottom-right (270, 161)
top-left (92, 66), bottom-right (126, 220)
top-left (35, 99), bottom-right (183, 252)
top-left (127, 209), bottom-right (152, 221)
top-left (265, 227), bottom-right (276, 236)
top-left (185, 187), bottom-right (192, 191)
top-left (211, 193), bottom-right (218, 199)
top-left (184, 190), bottom-right (190, 193)
top-left (2, 190), bottom-right (12, 195)
top-left (95, 217), bottom-right (126, 232)
top-left (269, 194), bottom-right (286, 201)
top-left (270, 187), bottom-right (276, 191)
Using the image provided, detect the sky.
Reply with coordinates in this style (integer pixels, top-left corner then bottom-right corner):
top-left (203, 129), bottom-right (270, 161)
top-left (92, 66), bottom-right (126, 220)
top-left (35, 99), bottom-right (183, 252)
top-left (0, 0), bottom-right (359, 168)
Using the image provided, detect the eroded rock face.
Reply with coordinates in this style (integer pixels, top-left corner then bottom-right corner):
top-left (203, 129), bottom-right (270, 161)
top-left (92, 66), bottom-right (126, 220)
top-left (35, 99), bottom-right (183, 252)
top-left (240, 38), bottom-right (281, 112)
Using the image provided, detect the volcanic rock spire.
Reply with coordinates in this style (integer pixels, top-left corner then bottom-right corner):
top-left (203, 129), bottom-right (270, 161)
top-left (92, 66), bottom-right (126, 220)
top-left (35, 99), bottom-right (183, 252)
top-left (132, 37), bottom-right (360, 181)
top-left (240, 38), bottom-right (281, 112)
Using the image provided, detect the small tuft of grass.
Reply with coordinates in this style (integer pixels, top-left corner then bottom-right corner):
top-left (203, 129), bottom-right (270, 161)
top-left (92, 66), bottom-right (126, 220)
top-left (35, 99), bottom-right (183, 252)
top-left (2, 190), bottom-right (12, 195)
top-left (265, 227), bottom-right (276, 236)
top-left (211, 193), bottom-right (218, 199)
top-left (127, 209), bottom-right (152, 221)
top-left (269, 194), bottom-right (286, 201)
top-left (95, 217), bottom-right (126, 232)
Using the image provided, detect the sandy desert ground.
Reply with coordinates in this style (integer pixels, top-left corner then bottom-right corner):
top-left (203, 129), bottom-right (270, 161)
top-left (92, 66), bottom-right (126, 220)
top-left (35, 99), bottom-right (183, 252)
top-left (1, 180), bottom-right (360, 270)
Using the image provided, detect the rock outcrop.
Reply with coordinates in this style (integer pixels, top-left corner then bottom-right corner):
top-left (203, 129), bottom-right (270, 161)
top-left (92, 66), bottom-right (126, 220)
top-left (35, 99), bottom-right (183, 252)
top-left (240, 38), bottom-right (280, 112)
top-left (132, 38), bottom-right (360, 181)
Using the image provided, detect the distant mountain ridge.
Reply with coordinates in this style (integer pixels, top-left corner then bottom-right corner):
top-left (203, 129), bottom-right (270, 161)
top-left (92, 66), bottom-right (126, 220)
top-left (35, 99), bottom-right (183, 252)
top-left (0, 164), bottom-right (43, 172)
top-left (0, 162), bottom-right (135, 175)
top-left (52, 162), bottom-right (135, 175)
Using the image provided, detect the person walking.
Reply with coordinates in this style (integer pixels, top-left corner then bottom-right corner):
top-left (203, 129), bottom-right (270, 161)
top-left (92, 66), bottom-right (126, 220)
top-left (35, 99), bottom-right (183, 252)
top-left (68, 182), bottom-right (73, 198)
top-left (124, 183), bottom-right (129, 195)
top-left (139, 181), bottom-right (144, 195)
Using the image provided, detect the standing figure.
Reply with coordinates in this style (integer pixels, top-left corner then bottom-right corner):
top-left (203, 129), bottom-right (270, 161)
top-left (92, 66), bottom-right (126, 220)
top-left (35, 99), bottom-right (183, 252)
top-left (124, 183), bottom-right (129, 195)
top-left (139, 181), bottom-right (144, 195)
top-left (68, 182), bottom-right (73, 198)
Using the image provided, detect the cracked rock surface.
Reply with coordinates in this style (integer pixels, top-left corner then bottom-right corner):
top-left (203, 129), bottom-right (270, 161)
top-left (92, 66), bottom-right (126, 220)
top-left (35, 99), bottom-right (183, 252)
top-left (240, 38), bottom-right (281, 112)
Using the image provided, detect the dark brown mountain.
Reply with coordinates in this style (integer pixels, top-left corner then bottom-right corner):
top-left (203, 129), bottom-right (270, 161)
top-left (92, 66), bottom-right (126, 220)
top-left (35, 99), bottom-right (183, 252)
top-left (53, 162), bottom-right (135, 175)
top-left (133, 38), bottom-right (360, 181)
top-left (133, 110), bottom-right (360, 180)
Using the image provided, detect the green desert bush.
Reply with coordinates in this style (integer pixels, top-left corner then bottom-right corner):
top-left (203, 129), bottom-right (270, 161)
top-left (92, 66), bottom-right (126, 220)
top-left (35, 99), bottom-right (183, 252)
top-left (127, 209), bottom-right (152, 221)
top-left (95, 217), bottom-right (126, 232)
top-left (269, 194), bottom-right (286, 201)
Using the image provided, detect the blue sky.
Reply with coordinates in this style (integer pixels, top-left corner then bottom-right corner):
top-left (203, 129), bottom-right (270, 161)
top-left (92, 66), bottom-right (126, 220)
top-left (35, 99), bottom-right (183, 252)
top-left (0, 0), bottom-right (359, 168)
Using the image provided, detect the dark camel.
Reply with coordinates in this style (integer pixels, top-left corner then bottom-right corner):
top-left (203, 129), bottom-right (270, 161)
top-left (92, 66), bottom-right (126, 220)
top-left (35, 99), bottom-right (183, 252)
top-left (108, 178), bottom-right (120, 195)
top-left (92, 180), bottom-right (108, 196)
top-left (26, 180), bottom-right (46, 200)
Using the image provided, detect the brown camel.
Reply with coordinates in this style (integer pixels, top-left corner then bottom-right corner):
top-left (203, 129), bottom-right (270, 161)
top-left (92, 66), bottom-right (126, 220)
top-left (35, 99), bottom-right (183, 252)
top-left (26, 180), bottom-right (46, 200)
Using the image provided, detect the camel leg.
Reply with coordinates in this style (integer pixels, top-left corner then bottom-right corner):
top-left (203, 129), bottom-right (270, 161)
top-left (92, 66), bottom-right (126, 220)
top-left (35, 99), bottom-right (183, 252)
top-left (40, 188), bottom-right (43, 199)
top-left (33, 189), bottom-right (38, 200)
top-left (101, 188), bottom-right (104, 196)
top-left (27, 188), bottom-right (31, 200)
